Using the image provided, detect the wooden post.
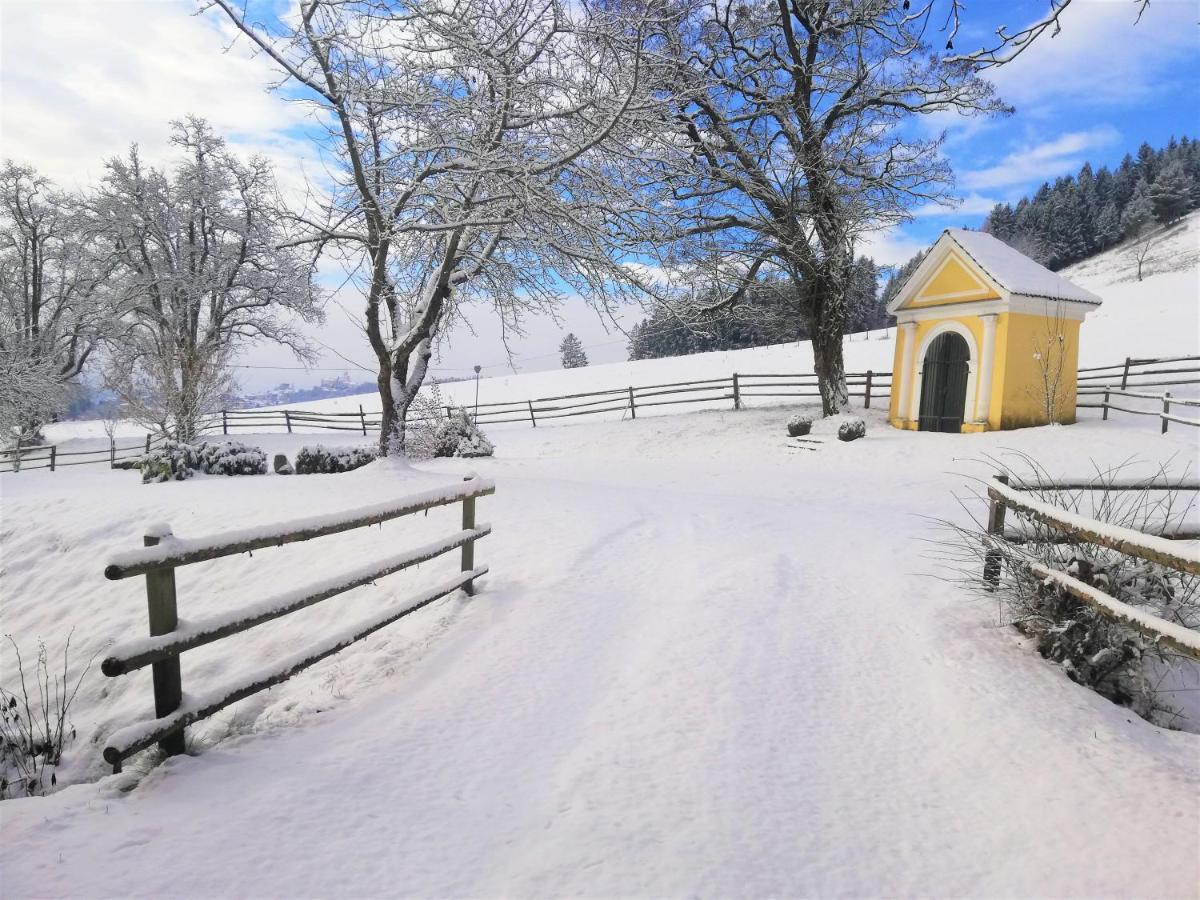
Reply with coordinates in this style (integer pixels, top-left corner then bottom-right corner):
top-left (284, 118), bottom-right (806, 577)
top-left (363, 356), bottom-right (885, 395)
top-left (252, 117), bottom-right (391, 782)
top-left (461, 477), bottom-right (476, 596)
top-left (864, 370), bottom-right (874, 409)
top-left (49, 445), bottom-right (56, 472)
top-left (145, 433), bottom-right (152, 453)
top-left (1102, 387), bottom-right (1110, 421)
top-left (284, 411), bottom-right (292, 434)
top-left (1120, 357), bottom-right (1131, 390)
top-left (12, 435), bottom-right (19, 473)
top-left (983, 474), bottom-right (1009, 589)
top-left (732, 373), bottom-right (741, 410)
top-left (222, 410), bottom-right (228, 435)
top-left (628, 386), bottom-right (637, 420)
top-left (143, 529), bottom-right (185, 762)
top-left (527, 400), bottom-right (537, 428)
top-left (359, 404), bottom-right (368, 436)
top-left (445, 405), bottom-right (454, 420)
top-left (109, 438), bottom-right (116, 468)
top-left (1162, 392), bottom-right (1171, 434)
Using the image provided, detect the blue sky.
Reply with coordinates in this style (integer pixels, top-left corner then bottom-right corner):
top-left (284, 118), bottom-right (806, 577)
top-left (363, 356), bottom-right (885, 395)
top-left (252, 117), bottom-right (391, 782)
top-left (2, 0), bottom-right (1197, 387)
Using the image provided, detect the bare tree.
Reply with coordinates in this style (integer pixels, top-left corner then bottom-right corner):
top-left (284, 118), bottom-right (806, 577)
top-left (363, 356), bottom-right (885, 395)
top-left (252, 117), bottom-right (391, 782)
top-left (96, 119), bottom-right (322, 440)
top-left (628, 0), bottom-right (1005, 414)
top-left (207, 0), bottom-right (657, 454)
top-left (0, 163), bottom-right (115, 440)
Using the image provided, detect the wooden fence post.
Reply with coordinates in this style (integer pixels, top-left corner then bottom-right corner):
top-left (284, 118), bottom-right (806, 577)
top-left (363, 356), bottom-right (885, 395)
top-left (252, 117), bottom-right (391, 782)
top-left (49, 445), bottom-right (56, 472)
top-left (109, 438), bottom-right (116, 468)
top-left (221, 411), bottom-right (227, 435)
top-left (445, 406), bottom-right (454, 420)
top-left (1120, 357), bottom-right (1131, 390)
top-left (732, 373), bottom-right (741, 410)
top-left (1102, 387), bottom-right (1110, 421)
top-left (461, 477), bottom-right (477, 596)
top-left (145, 433), bottom-right (152, 453)
top-left (12, 435), bottom-right (20, 473)
top-left (142, 528), bottom-right (185, 764)
top-left (983, 474), bottom-right (1009, 589)
top-left (628, 386), bottom-right (637, 420)
top-left (284, 411), bottom-right (292, 434)
top-left (359, 404), bottom-right (368, 436)
top-left (864, 370), bottom-right (874, 409)
top-left (1162, 391), bottom-right (1171, 434)
top-left (527, 400), bottom-right (537, 428)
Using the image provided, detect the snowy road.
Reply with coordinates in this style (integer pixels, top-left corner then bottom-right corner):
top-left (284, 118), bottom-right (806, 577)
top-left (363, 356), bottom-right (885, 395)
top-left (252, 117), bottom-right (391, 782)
top-left (3, 410), bottom-right (1199, 897)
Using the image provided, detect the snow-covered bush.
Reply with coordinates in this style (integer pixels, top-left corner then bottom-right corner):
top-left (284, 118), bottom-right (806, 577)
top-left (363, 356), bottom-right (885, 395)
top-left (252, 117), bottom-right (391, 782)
top-left (406, 393), bottom-right (494, 460)
top-left (938, 453), bottom-right (1199, 728)
top-left (294, 444), bottom-right (377, 475)
top-left (837, 417), bottom-right (866, 442)
top-left (196, 441), bottom-right (267, 477)
top-left (138, 440), bottom-right (267, 483)
top-left (787, 415), bottom-right (813, 437)
top-left (434, 410), bottom-right (494, 458)
top-left (139, 440), bottom-right (201, 483)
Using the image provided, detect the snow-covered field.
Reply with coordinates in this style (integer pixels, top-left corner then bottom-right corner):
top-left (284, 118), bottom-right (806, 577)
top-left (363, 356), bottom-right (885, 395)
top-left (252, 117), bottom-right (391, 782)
top-left (1, 219), bottom-right (1197, 897)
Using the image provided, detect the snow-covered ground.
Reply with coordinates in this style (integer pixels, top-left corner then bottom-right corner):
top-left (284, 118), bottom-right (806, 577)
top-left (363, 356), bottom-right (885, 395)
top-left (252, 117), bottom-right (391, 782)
top-left (2, 218), bottom-right (1197, 897)
top-left (4, 409), bottom-right (1200, 896)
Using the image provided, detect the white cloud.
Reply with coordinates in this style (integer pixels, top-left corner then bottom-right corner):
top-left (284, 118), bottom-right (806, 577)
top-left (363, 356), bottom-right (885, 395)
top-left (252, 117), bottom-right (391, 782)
top-left (912, 192), bottom-right (1003, 219)
top-left (960, 125), bottom-right (1121, 190)
top-left (856, 227), bottom-right (931, 269)
top-left (982, 0), bottom-right (1199, 115)
top-left (0, 0), bottom-right (317, 193)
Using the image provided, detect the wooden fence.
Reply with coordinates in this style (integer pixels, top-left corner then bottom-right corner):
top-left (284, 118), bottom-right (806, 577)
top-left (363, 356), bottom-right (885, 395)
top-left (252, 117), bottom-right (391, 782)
top-left (5, 355), bottom-right (1197, 474)
top-left (983, 474), bottom-right (1200, 660)
top-left (219, 370), bottom-right (893, 434)
top-left (0, 434), bottom-right (167, 472)
top-left (99, 474), bottom-right (495, 772)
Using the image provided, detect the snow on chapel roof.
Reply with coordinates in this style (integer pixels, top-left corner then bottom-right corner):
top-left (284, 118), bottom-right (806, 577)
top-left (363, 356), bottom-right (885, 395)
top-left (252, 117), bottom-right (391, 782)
top-left (944, 228), bottom-right (1102, 304)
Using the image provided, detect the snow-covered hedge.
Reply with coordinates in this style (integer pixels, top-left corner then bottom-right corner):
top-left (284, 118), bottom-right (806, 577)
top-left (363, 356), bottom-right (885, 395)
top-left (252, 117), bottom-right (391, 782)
top-left (434, 410), bottom-right (494, 459)
top-left (138, 440), bottom-right (267, 483)
top-left (294, 444), bottom-right (377, 475)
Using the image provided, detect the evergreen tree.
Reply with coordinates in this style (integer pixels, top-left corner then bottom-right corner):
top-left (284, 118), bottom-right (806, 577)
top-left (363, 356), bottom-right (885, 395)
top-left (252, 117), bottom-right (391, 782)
top-left (1095, 202), bottom-right (1121, 249)
top-left (1121, 178), bottom-right (1154, 238)
top-left (559, 333), bottom-right (588, 368)
top-left (1149, 161), bottom-right (1193, 226)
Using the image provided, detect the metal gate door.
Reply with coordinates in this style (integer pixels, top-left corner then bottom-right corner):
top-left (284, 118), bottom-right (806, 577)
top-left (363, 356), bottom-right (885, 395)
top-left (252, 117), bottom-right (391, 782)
top-left (918, 332), bottom-right (970, 432)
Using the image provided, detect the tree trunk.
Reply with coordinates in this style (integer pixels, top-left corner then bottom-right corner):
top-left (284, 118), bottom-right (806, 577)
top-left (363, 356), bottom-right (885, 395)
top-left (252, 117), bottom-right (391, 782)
top-left (376, 361), bottom-right (396, 456)
top-left (812, 327), bottom-right (850, 416)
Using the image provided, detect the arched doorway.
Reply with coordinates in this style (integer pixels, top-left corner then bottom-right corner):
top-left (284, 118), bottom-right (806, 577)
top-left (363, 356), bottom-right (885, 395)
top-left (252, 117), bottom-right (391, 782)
top-left (918, 332), bottom-right (971, 432)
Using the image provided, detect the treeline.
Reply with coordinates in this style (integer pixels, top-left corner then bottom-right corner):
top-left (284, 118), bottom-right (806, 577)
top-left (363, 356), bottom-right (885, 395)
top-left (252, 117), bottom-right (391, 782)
top-left (982, 136), bottom-right (1199, 271)
top-left (627, 257), bottom-right (887, 361)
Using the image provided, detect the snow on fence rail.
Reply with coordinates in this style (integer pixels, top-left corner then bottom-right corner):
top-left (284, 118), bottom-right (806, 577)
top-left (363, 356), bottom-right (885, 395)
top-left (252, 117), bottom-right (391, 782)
top-left (983, 474), bottom-right (1200, 661)
top-left (98, 474), bottom-right (495, 773)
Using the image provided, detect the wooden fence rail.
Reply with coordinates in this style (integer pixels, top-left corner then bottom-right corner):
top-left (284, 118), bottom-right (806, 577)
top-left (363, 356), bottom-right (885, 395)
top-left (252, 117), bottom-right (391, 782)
top-left (99, 474), bottom-right (495, 772)
top-left (1077, 386), bottom-right (1200, 431)
top-left (981, 474), bottom-right (1200, 661)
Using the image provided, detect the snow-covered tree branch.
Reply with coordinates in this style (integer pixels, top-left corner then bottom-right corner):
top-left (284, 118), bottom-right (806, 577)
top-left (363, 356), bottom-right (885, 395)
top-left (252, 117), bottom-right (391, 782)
top-left (207, 0), bottom-right (661, 454)
top-left (95, 119), bottom-right (323, 440)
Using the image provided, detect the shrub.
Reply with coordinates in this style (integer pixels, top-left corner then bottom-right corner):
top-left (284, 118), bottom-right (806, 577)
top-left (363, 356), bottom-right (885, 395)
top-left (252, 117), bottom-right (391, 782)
top-left (936, 453), bottom-right (1199, 728)
top-left (294, 444), bottom-right (378, 474)
top-left (196, 441), bottom-right (267, 476)
top-left (138, 440), bottom-right (267, 483)
top-left (837, 417), bottom-right (866, 442)
top-left (139, 440), bottom-right (200, 483)
top-left (433, 410), bottom-right (494, 458)
top-left (787, 415), bottom-right (813, 437)
top-left (1, 631), bottom-right (96, 799)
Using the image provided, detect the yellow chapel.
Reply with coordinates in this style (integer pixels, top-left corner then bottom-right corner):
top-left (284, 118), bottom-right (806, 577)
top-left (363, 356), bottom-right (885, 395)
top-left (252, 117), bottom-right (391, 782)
top-left (887, 228), bottom-right (1102, 433)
